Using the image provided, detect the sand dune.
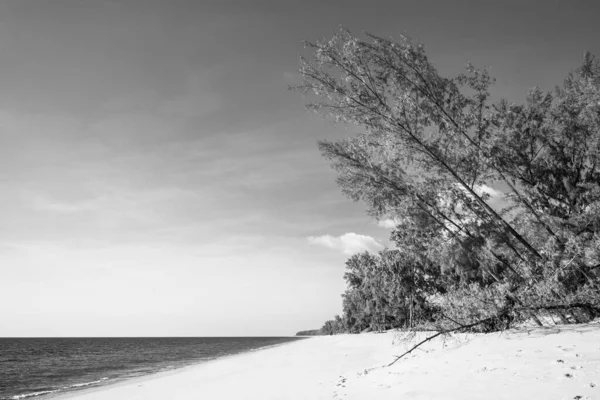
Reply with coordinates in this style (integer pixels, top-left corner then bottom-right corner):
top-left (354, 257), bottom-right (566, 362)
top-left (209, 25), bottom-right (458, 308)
top-left (57, 322), bottom-right (600, 400)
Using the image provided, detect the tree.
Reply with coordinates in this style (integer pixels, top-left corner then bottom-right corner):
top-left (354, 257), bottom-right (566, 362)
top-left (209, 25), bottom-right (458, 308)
top-left (490, 55), bottom-right (600, 288)
top-left (293, 29), bottom-right (600, 332)
top-left (294, 29), bottom-right (537, 284)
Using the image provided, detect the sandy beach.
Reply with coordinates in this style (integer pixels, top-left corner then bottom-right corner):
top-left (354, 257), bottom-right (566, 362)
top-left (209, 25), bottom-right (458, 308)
top-left (54, 321), bottom-right (600, 400)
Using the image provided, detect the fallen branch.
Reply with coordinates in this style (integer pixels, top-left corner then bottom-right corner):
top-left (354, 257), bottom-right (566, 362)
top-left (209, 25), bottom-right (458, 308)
top-left (386, 314), bottom-right (501, 367)
top-left (386, 300), bottom-right (600, 368)
top-left (440, 313), bottom-right (467, 329)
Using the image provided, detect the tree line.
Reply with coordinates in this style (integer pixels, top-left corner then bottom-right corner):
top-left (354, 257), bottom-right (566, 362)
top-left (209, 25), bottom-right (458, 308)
top-left (293, 29), bottom-right (600, 335)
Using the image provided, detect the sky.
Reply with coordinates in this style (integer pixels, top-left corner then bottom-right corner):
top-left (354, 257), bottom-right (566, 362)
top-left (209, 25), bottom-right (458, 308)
top-left (1, 0), bottom-right (599, 337)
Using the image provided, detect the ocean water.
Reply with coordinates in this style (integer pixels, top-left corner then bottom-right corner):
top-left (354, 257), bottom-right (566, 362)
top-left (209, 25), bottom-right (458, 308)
top-left (0, 336), bottom-right (304, 399)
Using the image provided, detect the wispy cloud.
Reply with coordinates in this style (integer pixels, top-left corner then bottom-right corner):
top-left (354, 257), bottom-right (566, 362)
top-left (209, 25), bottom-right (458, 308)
top-left (307, 232), bottom-right (384, 255)
top-left (477, 184), bottom-right (508, 211)
top-left (29, 195), bottom-right (95, 214)
top-left (377, 219), bottom-right (396, 229)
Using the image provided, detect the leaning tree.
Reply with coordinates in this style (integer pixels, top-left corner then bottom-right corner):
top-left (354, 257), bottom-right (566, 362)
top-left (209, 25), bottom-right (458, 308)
top-left (293, 29), bottom-right (600, 330)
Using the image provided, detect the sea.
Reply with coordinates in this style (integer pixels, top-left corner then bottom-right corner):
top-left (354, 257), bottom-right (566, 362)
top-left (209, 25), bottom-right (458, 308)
top-left (0, 336), bottom-right (304, 399)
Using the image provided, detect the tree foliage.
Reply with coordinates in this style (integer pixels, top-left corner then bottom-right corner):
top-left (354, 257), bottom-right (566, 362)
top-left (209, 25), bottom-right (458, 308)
top-left (294, 29), bottom-right (600, 333)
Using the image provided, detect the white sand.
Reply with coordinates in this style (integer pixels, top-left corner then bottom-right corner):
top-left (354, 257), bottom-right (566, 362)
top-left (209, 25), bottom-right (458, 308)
top-left (57, 322), bottom-right (600, 400)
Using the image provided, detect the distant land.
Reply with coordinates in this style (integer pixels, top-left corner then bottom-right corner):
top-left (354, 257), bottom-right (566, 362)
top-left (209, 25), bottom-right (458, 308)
top-left (295, 330), bottom-right (322, 336)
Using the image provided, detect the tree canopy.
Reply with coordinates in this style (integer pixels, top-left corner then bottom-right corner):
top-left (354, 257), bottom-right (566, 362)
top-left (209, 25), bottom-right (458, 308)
top-left (293, 30), bottom-right (600, 333)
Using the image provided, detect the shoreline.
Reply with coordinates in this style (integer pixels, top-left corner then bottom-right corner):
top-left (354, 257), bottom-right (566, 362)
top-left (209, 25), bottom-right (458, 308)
top-left (46, 332), bottom-right (397, 400)
top-left (34, 322), bottom-right (600, 399)
top-left (27, 338), bottom-right (305, 400)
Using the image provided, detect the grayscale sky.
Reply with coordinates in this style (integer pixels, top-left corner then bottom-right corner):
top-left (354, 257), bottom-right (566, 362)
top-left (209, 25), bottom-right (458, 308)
top-left (1, 0), bottom-right (599, 336)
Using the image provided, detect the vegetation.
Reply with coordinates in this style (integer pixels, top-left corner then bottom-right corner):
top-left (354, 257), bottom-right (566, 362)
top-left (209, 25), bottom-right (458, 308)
top-left (295, 329), bottom-right (322, 336)
top-left (293, 29), bottom-right (600, 334)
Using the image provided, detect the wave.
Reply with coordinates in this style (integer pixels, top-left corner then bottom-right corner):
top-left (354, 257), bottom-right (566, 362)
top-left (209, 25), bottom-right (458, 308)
top-left (67, 377), bottom-right (109, 388)
top-left (1, 337), bottom-right (300, 400)
top-left (1, 378), bottom-right (110, 400)
top-left (5, 390), bottom-right (57, 399)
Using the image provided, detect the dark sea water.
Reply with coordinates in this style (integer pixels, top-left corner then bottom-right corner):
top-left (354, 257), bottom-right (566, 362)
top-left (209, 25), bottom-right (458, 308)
top-left (0, 337), bottom-right (304, 399)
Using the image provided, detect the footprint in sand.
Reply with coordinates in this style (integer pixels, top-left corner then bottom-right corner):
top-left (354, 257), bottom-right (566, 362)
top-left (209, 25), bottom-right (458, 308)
top-left (335, 376), bottom-right (347, 387)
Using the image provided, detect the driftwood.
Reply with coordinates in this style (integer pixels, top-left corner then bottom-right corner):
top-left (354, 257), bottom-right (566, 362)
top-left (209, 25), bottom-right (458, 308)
top-left (386, 301), bottom-right (599, 368)
top-left (386, 314), bottom-right (503, 367)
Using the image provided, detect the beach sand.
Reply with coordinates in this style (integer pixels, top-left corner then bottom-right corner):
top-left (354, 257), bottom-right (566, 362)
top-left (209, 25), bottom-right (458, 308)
top-left (56, 322), bottom-right (600, 400)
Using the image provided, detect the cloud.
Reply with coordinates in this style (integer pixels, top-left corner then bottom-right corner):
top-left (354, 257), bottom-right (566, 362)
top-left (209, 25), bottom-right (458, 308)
top-left (476, 184), bottom-right (502, 198)
top-left (452, 184), bottom-right (509, 212)
top-left (476, 184), bottom-right (508, 211)
top-left (307, 233), bottom-right (384, 255)
top-left (377, 219), bottom-right (396, 229)
top-left (29, 196), bottom-right (95, 214)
